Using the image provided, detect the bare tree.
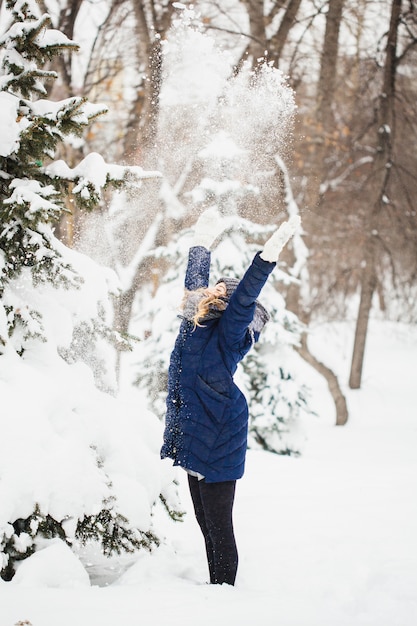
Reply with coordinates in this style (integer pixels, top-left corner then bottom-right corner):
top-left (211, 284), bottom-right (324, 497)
top-left (40, 0), bottom-right (417, 400)
top-left (288, 0), bottom-right (349, 425)
top-left (238, 0), bottom-right (304, 68)
top-left (123, 0), bottom-right (177, 162)
top-left (349, 0), bottom-right (415, 388)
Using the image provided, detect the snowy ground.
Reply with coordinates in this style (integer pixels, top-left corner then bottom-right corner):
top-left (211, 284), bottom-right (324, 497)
top-left (1, 320), bottom-right (416, 626)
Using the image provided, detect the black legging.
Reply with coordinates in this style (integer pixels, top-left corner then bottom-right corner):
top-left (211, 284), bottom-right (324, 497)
top-left (187, 474), bottom-right (238, 585)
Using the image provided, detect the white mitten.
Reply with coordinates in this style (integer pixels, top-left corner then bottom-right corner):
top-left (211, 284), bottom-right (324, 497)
top-left (192, 208), bottom-right (226, 249)
top-left (260, 214), bottom-right (301, 262)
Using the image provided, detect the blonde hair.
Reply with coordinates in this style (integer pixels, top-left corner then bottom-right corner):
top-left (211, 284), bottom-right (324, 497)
top-left (182, 288), bottom-right (227, 329)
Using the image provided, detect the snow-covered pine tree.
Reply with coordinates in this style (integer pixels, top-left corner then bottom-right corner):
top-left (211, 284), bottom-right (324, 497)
top-left (0, 0), bottom-right (166, 581)
top-left (133, 133), bottom-right (311, 455)
top-left (0, 0), bottom-right (158, 357)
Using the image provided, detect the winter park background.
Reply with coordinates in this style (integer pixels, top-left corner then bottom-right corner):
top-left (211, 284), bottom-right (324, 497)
top-left (1, 1), bottom-right (417, 625)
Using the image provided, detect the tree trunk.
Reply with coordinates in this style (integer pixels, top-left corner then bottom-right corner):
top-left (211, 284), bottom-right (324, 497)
top-left (348, 0), bottom-right (401, 388)
top-left (306, 0), bottom-right (346, 212)
top-left (283, 1), bottom-right (349, 424)
top-left (241, 0), bottom-right (267, 63)
top-left (348, 239), bottom-right (377, 389)
top-left (316, 0), bottom-right (345, 125)
top-left (296, 334), bottom-right (348, 426)
top-left (275, 156), bottom-right (349, 426)
top-left (271, 0), bottom-right (303, 65)
top-left (123, 0), bottom-right (175, 163)
top-left (238, 0), bottom-right (302, 68)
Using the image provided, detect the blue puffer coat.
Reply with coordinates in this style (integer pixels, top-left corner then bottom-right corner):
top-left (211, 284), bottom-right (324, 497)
top-left (160, 246), bottom-right (275, 482)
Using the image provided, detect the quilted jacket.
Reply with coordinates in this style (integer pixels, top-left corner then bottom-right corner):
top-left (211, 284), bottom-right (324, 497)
top-left (160, 245), bottom-right (275, 482)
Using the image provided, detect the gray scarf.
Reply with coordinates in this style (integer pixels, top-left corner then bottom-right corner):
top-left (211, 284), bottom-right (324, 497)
top-left (182, 292), bottom-right (224, 324)
top-left (182, 289), bottom-right (269, 333)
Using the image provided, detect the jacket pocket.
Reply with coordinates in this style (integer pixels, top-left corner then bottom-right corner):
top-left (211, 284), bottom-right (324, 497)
top-left (195, 375), bottom-right (231, 424)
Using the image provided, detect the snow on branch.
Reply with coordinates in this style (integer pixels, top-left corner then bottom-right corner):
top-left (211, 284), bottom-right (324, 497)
top-left (29, 97), bottom-right (108, 129)
top-left (46, 153), bottom-right (161, 210)
top-left (35, 28), bottom-right (80, 55)
top-left (3, 178), bottom-right (60, 221)
top-left (274, 154), bottom-right (308, 281)
top-left (1, 13), bottom-right (79, 60)
top-left (319, 156), bottom-right (373, 195)
top-left (0, 8), bottom-right (79, 98)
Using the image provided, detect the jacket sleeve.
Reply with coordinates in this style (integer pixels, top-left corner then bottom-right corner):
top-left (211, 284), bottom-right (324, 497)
top-left (218, 252), bottom-right (276, 348)
top-left (184, 246), bottom-right (211, 291)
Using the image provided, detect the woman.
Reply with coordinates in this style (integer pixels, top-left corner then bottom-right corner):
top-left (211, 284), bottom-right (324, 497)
top-left (161, 209), bottom-right (300, 585)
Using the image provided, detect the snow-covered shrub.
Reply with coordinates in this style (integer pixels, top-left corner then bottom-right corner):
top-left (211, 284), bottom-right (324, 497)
top-left (0, 249), bottom-right (175, 579)
top-left (0, 0), bottom-right (171, 580)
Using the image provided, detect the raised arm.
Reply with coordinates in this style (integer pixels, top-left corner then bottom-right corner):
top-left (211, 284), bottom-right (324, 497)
top-left (219, 215), bottom-right (301, 347)
top-left (184, 246), bottom-right (211, 291)
top-left (218, 253), bottom-right (275, 347)
top-left (184, 209), bottom-right (227, 291)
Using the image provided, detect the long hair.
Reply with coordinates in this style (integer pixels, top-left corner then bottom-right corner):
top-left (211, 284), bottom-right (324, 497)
top-left (182, 288), bottom-right (227, 329)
